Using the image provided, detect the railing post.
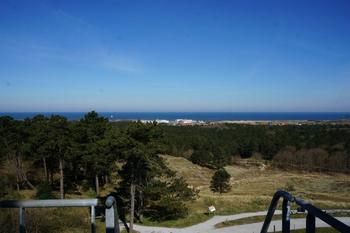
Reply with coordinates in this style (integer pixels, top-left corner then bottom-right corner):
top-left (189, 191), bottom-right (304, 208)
top-left (105, 196), bottom-right (120, 233)
top-left (306, 213), bottom-right (315, 233)
top-left (260, 195), bottom-right (279, 233)
top-left (261, 190), bottom-right (293, 233)
top-left (91, 206), bottom-right (96, 233)
top-left (282, 198), bottom-right (290, 233)
top-left (19, 207), bottom-right (26, 233)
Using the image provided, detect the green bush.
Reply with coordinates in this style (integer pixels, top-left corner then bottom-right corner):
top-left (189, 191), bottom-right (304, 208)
top-left (150, 197), bottom-right (188, 220)
top-left (81, 179), bottom-right (90, 192)
top-left (35, 182), bottom-right (55, 199)
top-left (87, 188), bottom-right (97, 198)
top-left (210, 168), bottom-right (231, 193)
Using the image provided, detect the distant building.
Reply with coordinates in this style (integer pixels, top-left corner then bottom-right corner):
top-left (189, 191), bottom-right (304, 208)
top-left (156, 119), bottom-right (170, 124)
top-left (175, 119), bottom-right (196, 125)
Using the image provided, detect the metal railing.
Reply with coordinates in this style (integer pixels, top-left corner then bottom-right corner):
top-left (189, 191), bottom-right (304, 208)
top-left (260, 190), bottom-right (350, 233)
top-left (105, 195), bottom-right (121, 233)
top-left (0, 195), bottom-right (121, 233)
top-left (2, 190), bottom-right (350, 233)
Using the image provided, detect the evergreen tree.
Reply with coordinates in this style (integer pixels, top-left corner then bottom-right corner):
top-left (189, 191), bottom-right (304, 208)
top-left (189, 149), bottom-right (213, 167)
top-left (210, 168), bottom-right (231, 193)
top-left (28, 115), bottom-right (51, 183)
top-left (47, 115), bottom-right (71, 199)
top-left (73, 111), bottom-right (109, 196)
top-left (117, 121), bottom-right (197, 226)
top-left (117, 122), bottom-right (167, 225)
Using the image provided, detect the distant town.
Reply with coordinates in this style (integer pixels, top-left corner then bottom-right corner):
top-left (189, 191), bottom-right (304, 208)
top-left (109, 118), bottom-right (350, 126)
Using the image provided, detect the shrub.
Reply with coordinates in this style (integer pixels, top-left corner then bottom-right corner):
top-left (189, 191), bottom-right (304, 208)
top-left (87, 188), bottom-right (97, 198)
top-left (35, 182), bottom-right (55, 199)
top-left (189, 150), bottom-right (213, 167)
top-left (150, 197), bottom-right (188, 220)
top-left (210, 168), bottom-right (231, 193)
top-left (81, 179), bottom-right (90, 192)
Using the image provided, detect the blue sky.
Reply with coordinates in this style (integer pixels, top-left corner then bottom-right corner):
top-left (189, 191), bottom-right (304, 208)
top-left (0, 0), bottom-right (350, 112)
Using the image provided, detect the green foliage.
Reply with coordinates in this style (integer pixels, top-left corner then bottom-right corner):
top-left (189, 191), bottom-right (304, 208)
top-left (80, 179), bottom-right (90, 192)
top-left (35, 182), bottom-right (55, 199)
top-left (87, 188), bottom-right (97, 198)
top-left (116, 122), bottom-right (197, 221)
top-left (168, 177), bottom-right (199, 200)
top-left (189, 150), bottom-right (213, 167)
top-left (150, 196), bottom-right (188, 220)
top-left (210, 168), bottom-right (231, 193)
top-left (2, 113), bottom-right (350, 227)
top-left (159, 123), bottom-right (350, 172)
top-left (144, 177), bottom-right (196, 221)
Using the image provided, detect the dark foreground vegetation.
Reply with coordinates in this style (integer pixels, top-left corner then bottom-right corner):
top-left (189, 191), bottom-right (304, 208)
top-left (1, 112), bottom-right (350, 232)
top-left (0, 112), bottom-right (196, 232)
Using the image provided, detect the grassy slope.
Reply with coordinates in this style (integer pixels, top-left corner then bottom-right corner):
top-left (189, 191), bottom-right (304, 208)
top-left (158, 155), bottom-right (350, 227)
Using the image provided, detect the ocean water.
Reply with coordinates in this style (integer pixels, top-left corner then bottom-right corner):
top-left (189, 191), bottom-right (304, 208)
top-left (1, 112), bottom-right (350, 121)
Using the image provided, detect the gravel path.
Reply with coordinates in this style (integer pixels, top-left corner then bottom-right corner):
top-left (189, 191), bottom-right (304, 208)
top-left (132, 211), bottom-right (350, 233)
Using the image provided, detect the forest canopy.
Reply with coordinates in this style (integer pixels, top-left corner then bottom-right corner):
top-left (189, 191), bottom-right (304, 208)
top-left (1, 112), bottom-right (350, 224)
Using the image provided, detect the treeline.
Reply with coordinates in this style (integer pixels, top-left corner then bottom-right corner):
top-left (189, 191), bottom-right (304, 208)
top-left (0, 112), bottom-right (196, 222)
top-left (157, 124), bottom-right (350, 172)
top-left (273, 147), bottom-right (349, 172)
top-left (2, 114), bottom-right (350, 211)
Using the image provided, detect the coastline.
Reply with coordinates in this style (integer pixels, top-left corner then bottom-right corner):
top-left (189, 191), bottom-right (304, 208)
top-left (1, 112), bottom-right (350, 124)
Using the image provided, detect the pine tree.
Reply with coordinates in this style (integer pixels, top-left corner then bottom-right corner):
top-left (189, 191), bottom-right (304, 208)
top-left (47, 115), bottom-right (71, 199)
top-left (210, 168), bottom-right (231, 193)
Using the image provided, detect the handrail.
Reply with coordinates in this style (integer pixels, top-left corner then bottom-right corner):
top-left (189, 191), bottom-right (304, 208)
top-left (0, 199), bottom-right (98, 208)
top-left (260, 190), bottom-right (350, 233)
top-left (0, 198), bottom-right (99, 233)
top-left (0, 196), bottom-right (123, 233)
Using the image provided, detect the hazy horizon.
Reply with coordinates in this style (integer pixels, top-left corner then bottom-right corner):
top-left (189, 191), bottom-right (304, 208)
top-left (2, 111), bottom-right (350, 113)
top-left (1, 0), bottom-right (350, 112)
top-left (2, 111), bottom-right (350, 122)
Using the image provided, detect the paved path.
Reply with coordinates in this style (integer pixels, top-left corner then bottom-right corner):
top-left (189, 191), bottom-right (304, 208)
top-left (132, 211), bottom-right (350, 233)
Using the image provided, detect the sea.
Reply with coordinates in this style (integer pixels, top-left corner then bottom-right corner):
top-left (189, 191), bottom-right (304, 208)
top-left (1, 112), bottom-right (350, 121)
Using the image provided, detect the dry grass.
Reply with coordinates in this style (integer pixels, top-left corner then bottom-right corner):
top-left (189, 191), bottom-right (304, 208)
top-left (163, 155), bottom-right (214, 187)
top-left (163, 155), bottom-right (350, 215)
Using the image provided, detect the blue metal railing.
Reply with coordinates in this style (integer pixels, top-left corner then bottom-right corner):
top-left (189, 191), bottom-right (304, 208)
top-left (0, 195), bottom-right (121, 233)
top-left (260, 190), bottom-right (350, 233)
